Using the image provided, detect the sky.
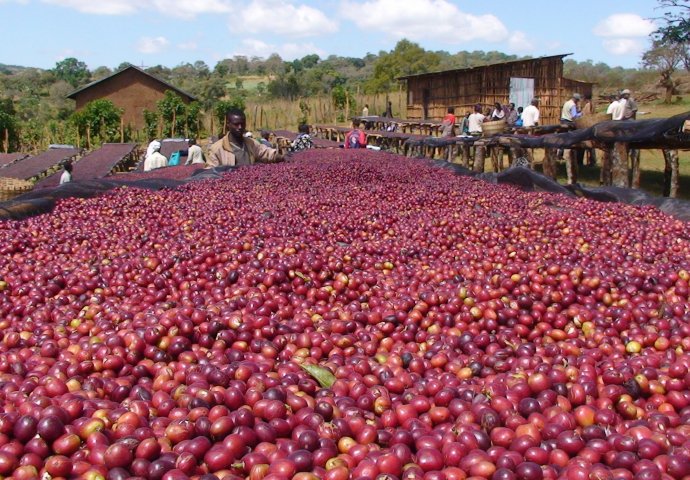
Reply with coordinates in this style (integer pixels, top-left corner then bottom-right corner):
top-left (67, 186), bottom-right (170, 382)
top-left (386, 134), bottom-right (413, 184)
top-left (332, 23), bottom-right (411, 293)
top-left (0, 0), bottom-right (662, 71)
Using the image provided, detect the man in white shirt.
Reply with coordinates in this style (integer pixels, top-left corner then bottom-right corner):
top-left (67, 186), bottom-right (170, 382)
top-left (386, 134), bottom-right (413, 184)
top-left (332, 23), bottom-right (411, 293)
top-left (606, 94), bottom-right (625, 121)
top-left (468, 105), bottom-right (485, 135)
top-left (185, 138), bottom-right (205, 165)
top-left (143, 140), bottom-right (167, 171)
top-left (560, 93), bottom-right (582, 123)
top-left (522, 99), bottom-right (540, 128)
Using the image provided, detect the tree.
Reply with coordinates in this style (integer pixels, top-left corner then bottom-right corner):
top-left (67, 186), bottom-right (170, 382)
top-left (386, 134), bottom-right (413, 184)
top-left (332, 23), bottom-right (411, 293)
top-left (365, 40), bottom-right (441, 93)
top-left (70, 99), bottom-right (122, 146)
top-left (642, 39), bottom-right (689, 102)
top-left (0, 98), bottom-right (19, 152)
top-left (157, 91), bottom-right (186, 137)
top-left (53, 57), bottom-right (90, 88)
top-left (654, 0), bottom-right (690, 43)
top-left (214, 97), bottom-right (246, 133)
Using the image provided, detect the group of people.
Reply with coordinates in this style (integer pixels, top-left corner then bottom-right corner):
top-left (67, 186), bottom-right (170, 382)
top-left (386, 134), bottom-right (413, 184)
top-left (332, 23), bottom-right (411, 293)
top-left (435, 87), bottom-right (637, 139)
top-left (142, 109), bottom-right (325, 172)
top-left (143, 138), bottom-right (205, 172)
top-left (605, 89), bottom-right (638, 121)
top-left (440, 99), bottom-right (541, 137)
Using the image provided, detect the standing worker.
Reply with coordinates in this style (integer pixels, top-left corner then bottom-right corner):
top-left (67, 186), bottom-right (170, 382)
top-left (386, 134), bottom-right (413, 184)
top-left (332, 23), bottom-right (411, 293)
top-left (207, 109), bottom-right (284, 167)
top-left (185, 138), bottom-right (205, 165)
top-left (143, 140), bottom-right (167, 171)
top-left (59, 161), bottom-right (73, 185)
top-left (440, 107), bottom-right (457, 138)
top-left (522, 99), bottom-right (540, 128)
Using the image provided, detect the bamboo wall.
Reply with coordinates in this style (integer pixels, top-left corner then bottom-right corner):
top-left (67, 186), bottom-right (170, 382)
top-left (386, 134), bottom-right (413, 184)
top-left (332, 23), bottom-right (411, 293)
top-left (404, 57), bottom-right (593, 126)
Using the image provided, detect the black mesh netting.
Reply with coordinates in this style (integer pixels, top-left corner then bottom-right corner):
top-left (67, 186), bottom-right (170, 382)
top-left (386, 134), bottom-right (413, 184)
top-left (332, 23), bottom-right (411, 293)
top-left (425, 161), bottom-right (690, 222)
top-left (411, 112), bottom-right (690, 150)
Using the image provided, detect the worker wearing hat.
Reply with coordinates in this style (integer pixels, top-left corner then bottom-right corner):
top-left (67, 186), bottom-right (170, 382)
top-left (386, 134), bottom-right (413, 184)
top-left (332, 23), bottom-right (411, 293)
top-left (620, 89), bottom-right (637, 120)
top-left (560, 93), bottom-right (583, 124)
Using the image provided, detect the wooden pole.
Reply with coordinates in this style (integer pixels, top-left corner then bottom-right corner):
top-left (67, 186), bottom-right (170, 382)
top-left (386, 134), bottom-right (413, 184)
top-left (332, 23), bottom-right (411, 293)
top-left (611, 142), bottom-right (629, 188)
top-left (566, 149), bottom-right (578, 184)
top-left (666, 149), bottom-right (680, 198)
top-left (86, 125), bottom-right (91, 150)
top-left (663, 149), bottom-right (672, 197)
top-left (473, 144), bottom-right (486, 173)
top-left (630, 148), bottom-right (641, 189)
top-left (3, 128), bottom-right (8, 153)
top-left (543, 148), bottom-right (557, 180)
top-left (120, 118), bottom-right (125, 143)
top-left (462, 144), bottom-right (470, 168)
top-left (600, 148), bottom-right (612, 186)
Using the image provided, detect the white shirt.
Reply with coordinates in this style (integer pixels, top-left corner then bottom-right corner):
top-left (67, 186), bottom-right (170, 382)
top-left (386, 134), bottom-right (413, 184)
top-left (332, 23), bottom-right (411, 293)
top-left (144, 151), bottom-right (167, 171)
top-left (522, 105), bottom-right (540, 127)
top-left (608, 99), bottom-right (625, 121)
top-left (186, 144), bottom-right (204, 164)
top-left (59, 171), bottom-right (72, 185)
top-left (468, 113), bottom-right (485, 133)
top-left (362, 107), bottom-right (369, 117)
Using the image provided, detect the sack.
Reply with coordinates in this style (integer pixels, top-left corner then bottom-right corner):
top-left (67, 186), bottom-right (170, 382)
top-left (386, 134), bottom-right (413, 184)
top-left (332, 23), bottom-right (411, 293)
top-left (349, 130), bottom-right (362, 148)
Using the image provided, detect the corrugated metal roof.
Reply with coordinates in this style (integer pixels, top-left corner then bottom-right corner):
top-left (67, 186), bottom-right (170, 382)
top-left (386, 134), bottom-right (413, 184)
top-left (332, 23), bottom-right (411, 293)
top-left (67, 65), bottom-right (197, 101)
top-left (397, 54), bottom-right (574, 80)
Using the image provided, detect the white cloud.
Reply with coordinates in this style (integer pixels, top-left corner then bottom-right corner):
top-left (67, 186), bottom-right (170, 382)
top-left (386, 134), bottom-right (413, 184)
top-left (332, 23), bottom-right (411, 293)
top-left (340, 0), bottom-right (507, 43)
top-left (137, 36), bottom-right (169, 54)
top-left (602, 38), bottom-right (645, 56)
top-left (42, 0), bottom-right (140, 14)
top-left (177, 42), bottom-right (198, 51)
top-left (593, 13), bottom-right (656, 38)
top-left (507, 32), bottom-right (534, 52)
top-left (231, 0), bottom-right (337, 37)
top-left (151, 0), bottom-right (230, 18)
top-left (41, 0), bottom-right (231, 16)
top-left (230, 39), bottom-right (326, 60)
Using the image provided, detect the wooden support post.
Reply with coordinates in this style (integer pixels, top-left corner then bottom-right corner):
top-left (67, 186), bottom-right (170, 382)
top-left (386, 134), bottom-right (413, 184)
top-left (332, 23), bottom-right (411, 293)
top-left (600, 148), bottom-right (612, 186)
top-left (566, 149), bottom-right (578, 184)
top-left (120, 118), bottom-right (125, 143)
top-left (630, 148), bottom-right (641, 189)
top-left (462, 144), bottom-right (470, 168)
top-left (663, 149), bottom-right (672, 197)
top-left (611, 142), bottom-right (630, 188)
top-left (490, 147), bottom-right (500, 172)
top-left (508, 147), bottom-right (517, 166)
top-left (473, 144), bottom-right (486, 173)
top-left (664, 149), bottom-right (680, 198)
top-left (543, 148), bottom-right (557, 180)
top-left (3, 128), bottom-right (8, 153)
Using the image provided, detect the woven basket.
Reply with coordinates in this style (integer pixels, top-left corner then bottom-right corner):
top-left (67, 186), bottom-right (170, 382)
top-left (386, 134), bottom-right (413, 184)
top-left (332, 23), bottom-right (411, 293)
top-left (482, 120), bottom-right (506, 137)
top-left (574, 113), bottom-right (611, 130)
top-left (0, 177), bottom-right (33, 202)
